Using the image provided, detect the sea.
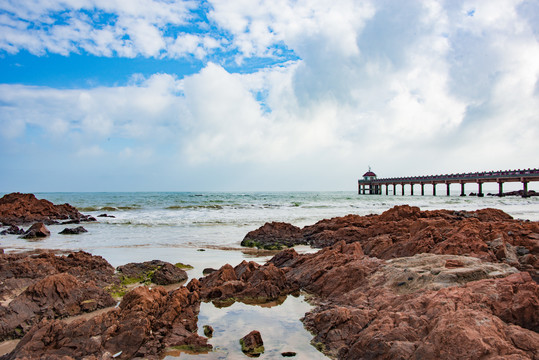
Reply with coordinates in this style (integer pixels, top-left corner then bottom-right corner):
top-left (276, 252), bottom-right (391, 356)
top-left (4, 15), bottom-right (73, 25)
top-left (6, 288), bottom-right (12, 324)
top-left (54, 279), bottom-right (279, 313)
top-left (1, 191), bottom-right (538, 359)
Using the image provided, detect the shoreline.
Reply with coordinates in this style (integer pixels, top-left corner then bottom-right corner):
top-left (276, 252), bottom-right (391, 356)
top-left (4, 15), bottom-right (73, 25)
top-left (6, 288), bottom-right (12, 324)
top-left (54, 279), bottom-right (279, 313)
top-left (1, 193), bottom-right (538, 359)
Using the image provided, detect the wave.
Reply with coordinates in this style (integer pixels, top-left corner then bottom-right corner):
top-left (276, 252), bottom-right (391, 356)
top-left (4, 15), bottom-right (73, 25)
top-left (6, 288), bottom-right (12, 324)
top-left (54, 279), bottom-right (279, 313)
top-left (165, 205), bottom-right (224, 210)
top-left (78, 205), bottom-right (141, 212)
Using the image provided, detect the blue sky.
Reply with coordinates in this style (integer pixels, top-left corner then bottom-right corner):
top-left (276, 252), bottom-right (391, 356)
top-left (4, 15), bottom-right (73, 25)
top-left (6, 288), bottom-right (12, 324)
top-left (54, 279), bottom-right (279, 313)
top-left (0, 0), bottom-right (538, 192)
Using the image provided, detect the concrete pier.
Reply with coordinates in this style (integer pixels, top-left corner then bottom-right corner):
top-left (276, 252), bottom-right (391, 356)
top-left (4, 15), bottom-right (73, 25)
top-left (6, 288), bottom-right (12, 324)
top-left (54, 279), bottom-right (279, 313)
top-left (358, 168), bottom-right (539, 197)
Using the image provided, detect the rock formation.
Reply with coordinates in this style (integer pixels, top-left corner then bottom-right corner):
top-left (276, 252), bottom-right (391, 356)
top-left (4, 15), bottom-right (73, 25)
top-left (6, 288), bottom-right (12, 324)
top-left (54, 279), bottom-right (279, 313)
top-left (0, 192), bottom-right (94, 225)
top-left (0, 273), bottom-right (115, 340)
top-left (244, 205), bottom-right (539, 281)
top-left (2, 285), bottom-right (211, 360)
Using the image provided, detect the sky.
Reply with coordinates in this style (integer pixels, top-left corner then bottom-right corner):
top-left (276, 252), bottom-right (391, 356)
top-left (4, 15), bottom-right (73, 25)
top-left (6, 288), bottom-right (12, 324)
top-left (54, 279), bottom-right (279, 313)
top-left (0, 0), bottom-right (538, 192)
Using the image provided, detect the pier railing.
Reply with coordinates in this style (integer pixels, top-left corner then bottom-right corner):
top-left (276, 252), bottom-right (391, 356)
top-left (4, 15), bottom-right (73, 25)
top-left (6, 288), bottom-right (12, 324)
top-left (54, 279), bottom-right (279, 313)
top-left (358, 168), bottom-right (539, 197)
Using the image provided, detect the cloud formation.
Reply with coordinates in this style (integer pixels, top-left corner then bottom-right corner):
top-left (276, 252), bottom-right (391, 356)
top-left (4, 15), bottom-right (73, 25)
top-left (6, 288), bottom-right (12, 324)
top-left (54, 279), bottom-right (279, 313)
top-left (0, 0), bottom-right (538, 190)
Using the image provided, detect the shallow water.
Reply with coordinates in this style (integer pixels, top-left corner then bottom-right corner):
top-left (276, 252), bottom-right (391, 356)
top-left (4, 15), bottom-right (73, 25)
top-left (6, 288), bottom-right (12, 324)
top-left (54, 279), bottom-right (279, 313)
top-left (164, 294), bottom-right (328, 360)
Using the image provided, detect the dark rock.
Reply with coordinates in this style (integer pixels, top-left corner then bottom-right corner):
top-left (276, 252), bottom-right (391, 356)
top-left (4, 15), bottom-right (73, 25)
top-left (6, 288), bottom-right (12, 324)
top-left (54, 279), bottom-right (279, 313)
top-left (0, 225), bottom-right (24, 235)
top-left (20, 222), bottom-right (50, 239)
top-left (281, 352), bottom-right (296, 357)
top-left (202, 267), bottom-right (218, 276)
top-left (0, 273), bottom-right (115, 340)
top-left (242, 222), bottom-right (305, 249)
top-left (0, 192), bottom-right (90, 225)
top-left (203, 325), bottom-right (213, 338)
top-left (151, 262), bottom-right (187, 285)
top-left (98, 213), bottom-right (115, 218)
top-left (59, 226), bottom-right (88, 235)
top-left (240, 330), bottom-right (264, 356)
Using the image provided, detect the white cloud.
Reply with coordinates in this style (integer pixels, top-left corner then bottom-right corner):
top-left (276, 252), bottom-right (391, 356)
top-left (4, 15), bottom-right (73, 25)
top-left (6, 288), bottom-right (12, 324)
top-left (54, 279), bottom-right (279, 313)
top-left (1, 0), bottom-right (538, 189)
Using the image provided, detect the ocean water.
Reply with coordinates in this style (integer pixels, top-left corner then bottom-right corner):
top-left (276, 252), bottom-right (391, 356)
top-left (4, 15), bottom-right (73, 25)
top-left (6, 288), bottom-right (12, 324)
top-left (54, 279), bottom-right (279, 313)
top-left (1, 191), bottom-right (538, 265)
top-left (1, 191), bottom-right (538, 359)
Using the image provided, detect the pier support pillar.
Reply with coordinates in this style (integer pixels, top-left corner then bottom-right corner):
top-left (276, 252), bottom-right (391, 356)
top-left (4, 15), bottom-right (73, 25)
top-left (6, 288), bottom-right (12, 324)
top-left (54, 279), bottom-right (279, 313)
top-left (478, 182), bottom-right (484, 197)
top-left (460, 183), bottom-right (466, 196)
top-left (522, 181), bottom-right (529, 198)
top-left (401, 184), bottom-right (405, 196)
top-left (433, 184), bottom-right (437, 196)
top-left (446, 183), bottom-right (450, 196)
top-left (385, 185), bottom-right (388, 196)
top-left (410, 184), bottom-right (414, 196)
top-left (421, 183), bottom-right (425, 196)
top-left (393, 184), bottom-right (396, 196)
top-left (498, 182), bottom-right (503, 197)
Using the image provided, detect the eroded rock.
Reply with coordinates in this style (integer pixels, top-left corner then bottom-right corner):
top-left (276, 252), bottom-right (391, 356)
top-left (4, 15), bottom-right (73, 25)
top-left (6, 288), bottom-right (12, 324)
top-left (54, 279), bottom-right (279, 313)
top-left (0, 273), bottom-right (115, 340)
top-left (3, 285), bottom-right (211, 360)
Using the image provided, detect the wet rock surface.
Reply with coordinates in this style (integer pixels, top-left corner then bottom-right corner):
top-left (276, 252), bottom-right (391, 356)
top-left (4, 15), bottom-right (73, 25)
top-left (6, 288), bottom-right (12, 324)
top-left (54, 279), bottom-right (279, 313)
top-left (59, 226), bottom-right (88, 235)
top-left (0, 193), bottom-right (93, 225)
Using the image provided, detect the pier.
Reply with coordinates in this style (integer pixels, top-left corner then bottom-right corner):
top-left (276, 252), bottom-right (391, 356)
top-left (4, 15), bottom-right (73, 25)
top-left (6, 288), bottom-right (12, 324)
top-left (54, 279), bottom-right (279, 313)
top-left (358, 168), bottom-right (539, 197)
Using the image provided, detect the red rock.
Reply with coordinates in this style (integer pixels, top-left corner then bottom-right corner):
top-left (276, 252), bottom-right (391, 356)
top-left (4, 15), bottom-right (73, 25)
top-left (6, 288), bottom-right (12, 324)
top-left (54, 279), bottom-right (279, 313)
top-left (199, 260), bottom-right (289, 301)
top-left (0, 193), bottom-right (92, 225)
top-left (151, 262), bottom-right (188, 285)
top-left (241, 221), bottom-right (305, 249)
top-left (0, 251), bottom-right (117, 307)
top-left (248, 205), bottom-right (539, 280)
top-left (240, 330), bottom-right (264, 356)
top-left (20, 222), bottom-right (50, 239)
top-left (0, 273), bottom-right (115, 340)
top-left (3, 285), bottom-right (211, 360)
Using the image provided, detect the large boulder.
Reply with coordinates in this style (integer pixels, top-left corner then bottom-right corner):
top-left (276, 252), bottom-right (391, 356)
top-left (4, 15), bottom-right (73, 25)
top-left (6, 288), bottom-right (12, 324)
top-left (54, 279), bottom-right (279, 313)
top-left (241, 222), bottom-right (305, 249)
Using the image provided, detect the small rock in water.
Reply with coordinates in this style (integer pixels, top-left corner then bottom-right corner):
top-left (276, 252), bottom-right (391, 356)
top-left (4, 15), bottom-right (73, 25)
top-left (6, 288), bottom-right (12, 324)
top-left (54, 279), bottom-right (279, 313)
top-left (59, 226), bottom-right (88, 235)
top-left (240, 330), bottom-right (264, 356)
top-left (0, 225), bottom-right (24, 235)
top-left (97, 213), bottom-right (115, 218)
top-left (203, 325), bottom-right (213, 338)
top-left (21, 222), bottom-right (50, 239)
top-left (202, 268), bottom-right (218, 276)
top-left (281, 352), bottom-right (297, 357)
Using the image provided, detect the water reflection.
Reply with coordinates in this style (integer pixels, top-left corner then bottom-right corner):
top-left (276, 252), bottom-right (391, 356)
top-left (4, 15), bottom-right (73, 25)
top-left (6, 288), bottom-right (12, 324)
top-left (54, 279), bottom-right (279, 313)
top-left (163, 294), bottom-right (328, 360)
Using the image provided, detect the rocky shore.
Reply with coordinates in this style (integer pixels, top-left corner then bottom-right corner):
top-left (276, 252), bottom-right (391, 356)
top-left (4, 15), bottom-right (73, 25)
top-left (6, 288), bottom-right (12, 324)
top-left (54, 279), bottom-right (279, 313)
top-left (0, 193), bottom-right (538, 359)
